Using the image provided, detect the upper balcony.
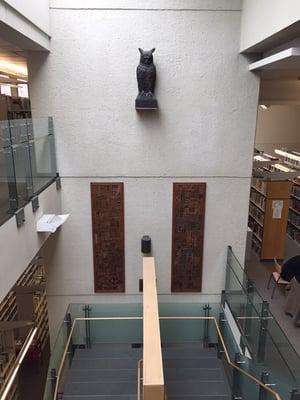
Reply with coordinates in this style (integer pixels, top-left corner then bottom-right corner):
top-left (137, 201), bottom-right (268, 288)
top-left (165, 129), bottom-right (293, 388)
top-left (0, 116), bottom-right (58, 227)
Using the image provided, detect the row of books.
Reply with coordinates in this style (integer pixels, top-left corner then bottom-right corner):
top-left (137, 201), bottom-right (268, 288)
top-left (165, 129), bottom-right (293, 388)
top-left (251, 235), bottom-right (261, 254)
top-left (249, 202), bottom-right (264, 225)
top-left (292, 185), bottom-right (300, 200)
top-left (289, 212), bottom-right (300, 229)
top-left (248, 220), bottom-right (263, 241)
top-left (287, 223), bottom-right (300, 245)
top-left (250, 189), bottom-right (265, 211)
top-left (252, 178), bottom-right (267, 195)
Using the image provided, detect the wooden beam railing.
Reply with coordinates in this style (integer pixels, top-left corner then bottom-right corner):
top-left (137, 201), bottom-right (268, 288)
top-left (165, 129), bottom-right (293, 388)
top-left (143, 257), bottom-right (165, 400)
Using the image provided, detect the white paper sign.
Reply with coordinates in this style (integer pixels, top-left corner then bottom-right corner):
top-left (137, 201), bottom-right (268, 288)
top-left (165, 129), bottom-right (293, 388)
top-left (272, 200), bottom-right (283, 219)
top-left (37, 214), bottom-right (70, 233)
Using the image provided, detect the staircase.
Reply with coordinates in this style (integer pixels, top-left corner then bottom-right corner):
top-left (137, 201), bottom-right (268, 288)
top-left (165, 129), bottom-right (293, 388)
top-left (62, 343), bottom-right (142, 400)
top-left (61, 342), bottom-right (230, 400)
top-left (163, 343), bottom-right (231, 400)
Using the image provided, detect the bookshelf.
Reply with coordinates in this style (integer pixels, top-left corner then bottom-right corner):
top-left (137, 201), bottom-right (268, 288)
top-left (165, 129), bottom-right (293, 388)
top-left (287, 179), bottom-right (300, 246)
top-left (0, 95), bottom-right (31, 121)
top-left (248, 178), bottom-right (292, 260)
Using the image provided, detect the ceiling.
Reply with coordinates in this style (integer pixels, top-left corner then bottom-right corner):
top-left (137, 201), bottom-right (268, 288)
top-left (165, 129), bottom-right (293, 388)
top-left (0, 39), bottom-right (28, 80)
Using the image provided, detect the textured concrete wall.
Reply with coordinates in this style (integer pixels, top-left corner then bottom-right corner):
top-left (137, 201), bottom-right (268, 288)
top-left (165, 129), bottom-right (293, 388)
top-left (28, 0), bottom-right (259, 343)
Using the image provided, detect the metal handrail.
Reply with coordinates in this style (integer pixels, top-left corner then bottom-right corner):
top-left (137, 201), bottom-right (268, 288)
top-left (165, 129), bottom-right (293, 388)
top-left (52, 316), bottom-right (281, 400)
top-left (137, 358), bottom-right (143, 400)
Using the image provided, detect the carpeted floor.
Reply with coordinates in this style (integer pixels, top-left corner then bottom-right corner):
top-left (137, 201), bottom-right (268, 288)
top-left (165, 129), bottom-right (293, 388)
top-left (245, 250), bottom-right (300, 356)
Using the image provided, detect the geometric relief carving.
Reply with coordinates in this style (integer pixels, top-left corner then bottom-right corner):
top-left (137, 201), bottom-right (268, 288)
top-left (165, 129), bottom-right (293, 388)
top-left (171, 183), bottom-right (206, 292)
top-left (91, 183), bottom-right (125, 292)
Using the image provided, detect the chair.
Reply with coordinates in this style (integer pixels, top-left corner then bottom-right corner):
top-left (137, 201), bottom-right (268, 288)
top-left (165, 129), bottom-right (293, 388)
top-left (267, 258), bottom-right (289, 299)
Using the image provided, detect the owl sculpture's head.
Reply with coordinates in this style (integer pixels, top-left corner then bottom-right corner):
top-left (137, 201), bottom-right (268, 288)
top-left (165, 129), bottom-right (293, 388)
top-left (138, 48), bottom-right (155, 65)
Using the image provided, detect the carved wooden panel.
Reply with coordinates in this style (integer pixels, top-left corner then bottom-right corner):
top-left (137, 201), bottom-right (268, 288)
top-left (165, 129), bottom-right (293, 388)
top-left (171, 183), bottom-right (206, 292)
top-left (91, 183), bottom-right (125, 292)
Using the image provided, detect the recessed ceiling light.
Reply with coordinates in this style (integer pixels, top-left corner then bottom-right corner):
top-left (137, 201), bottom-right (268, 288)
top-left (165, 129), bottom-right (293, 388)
top-left (0, 74), bottom-right (9, 79)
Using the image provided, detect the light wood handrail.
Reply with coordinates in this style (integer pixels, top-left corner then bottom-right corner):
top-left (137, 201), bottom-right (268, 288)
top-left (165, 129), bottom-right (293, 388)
top-left (143, 257), bottom-right (165, 400)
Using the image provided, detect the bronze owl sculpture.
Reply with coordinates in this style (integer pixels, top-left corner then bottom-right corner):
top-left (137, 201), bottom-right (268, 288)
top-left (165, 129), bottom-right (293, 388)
top-left (136, 48), bottom-right (158, 109)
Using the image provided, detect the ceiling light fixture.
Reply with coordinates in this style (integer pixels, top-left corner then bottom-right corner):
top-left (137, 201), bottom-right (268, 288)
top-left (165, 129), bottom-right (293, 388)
top-left (0, 61), bottom-right (27, 78)
top-left (275, 149), bottom-right (300, 161)
top-left (0, 74), bottom-right (10, 79)
top-left (260, 104), bottom-right (269, 110)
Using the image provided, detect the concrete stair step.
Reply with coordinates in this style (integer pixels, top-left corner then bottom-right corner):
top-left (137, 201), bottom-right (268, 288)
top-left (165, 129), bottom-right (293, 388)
top-left (164, 367), bottom-right (224, 381)
top-left (166, 380), bottom-right (229, 397)
top-left (167, 397), bottom-right (230, 400)
top-left (163, 357), bottom-right (221, 369)
top-left (162, 347), bottom-right (217, 359)
top-left (64, 381), bottom-right (136, 396)
top-left (68, 368), bottom-right (137, 382)
top-left (62, 396), bottom-right (136, 400)
top-left (71, 357), bottom-right (138, 370)
top-left (74, 348), bottom-right (142, 360)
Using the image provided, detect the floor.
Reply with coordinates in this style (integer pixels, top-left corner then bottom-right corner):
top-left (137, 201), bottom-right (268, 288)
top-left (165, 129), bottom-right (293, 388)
top-left (245, 250), bottom-right (300, 356)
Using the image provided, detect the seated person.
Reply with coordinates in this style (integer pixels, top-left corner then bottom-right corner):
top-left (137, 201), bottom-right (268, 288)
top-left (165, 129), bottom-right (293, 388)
top-left (281, 255), bottom-right (300, 282)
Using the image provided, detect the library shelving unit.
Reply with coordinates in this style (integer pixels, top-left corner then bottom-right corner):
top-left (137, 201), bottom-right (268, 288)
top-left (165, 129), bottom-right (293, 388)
top-left (0, 95), bottom-right (31, 121)
top-left (0, 260), bottom-right (49, 399)
top-left (287, 179), bottom-right (300, 246)
top-left (248, 178), bottom-right (293, 260)
top-left (273, 150), bottom-right (300, 249)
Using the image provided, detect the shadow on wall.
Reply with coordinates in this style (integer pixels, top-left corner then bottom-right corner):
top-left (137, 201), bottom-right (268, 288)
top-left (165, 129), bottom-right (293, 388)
top-left (135, 109), bottom-right (162, 132)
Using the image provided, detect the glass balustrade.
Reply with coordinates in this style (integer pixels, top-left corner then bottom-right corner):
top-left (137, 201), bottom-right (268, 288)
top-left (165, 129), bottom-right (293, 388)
top-left (224, 246), bottom-right (300, 399)
top-left (43, 303), bottom-right (143, 400)
top-left (0, 117), bottom-right (57, 226)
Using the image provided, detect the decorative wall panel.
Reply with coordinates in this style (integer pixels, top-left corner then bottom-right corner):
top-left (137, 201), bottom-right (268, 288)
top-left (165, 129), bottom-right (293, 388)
top-left (91, 183), bottom-right (125, 292)
top-left (171, 183), bottom-right (206, 292)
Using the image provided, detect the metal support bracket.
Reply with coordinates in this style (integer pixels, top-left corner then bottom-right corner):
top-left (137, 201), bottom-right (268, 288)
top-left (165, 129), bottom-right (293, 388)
top-left (258, 301), bottom-right (269, 363)
top-left (56, 174), bottom-right (61, 190)
top-left (83, 305), bottom-right (92, 349)
top-left (31, 195), bottom-right (39, 212)
top-left (15, 208), bottom-right (25, 227)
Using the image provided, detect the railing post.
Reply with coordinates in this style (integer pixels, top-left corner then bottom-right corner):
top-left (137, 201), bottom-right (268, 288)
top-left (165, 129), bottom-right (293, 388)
top-left (232, 353), bottom-right (242, 400)
top-left (258, 301), bottom-right (269, 363)
top-left (83, 305), bottom-right (92, 349)
top-left (259, 371), bottom-right (270, 400)
top-left (48, 116), bottom-right (57, 174)
top-left (203, 304), bottom-right (211, 348)
top-left (221, 290), bottom-right (226, 307)
top-left (65, 313), bottom-right (74, 365)
top-left (217, 312), bottom-right (226, 359)
top-left (4, 146), bottom-right (18, 211)
top-left (50, 368), bottom-right (57, 399)
top-left (225, 248), bottom-right (231, 292)
top-left (244, 280), bottom-right (254, 339)
top-left (290, 389), bottom-right (300, 400)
